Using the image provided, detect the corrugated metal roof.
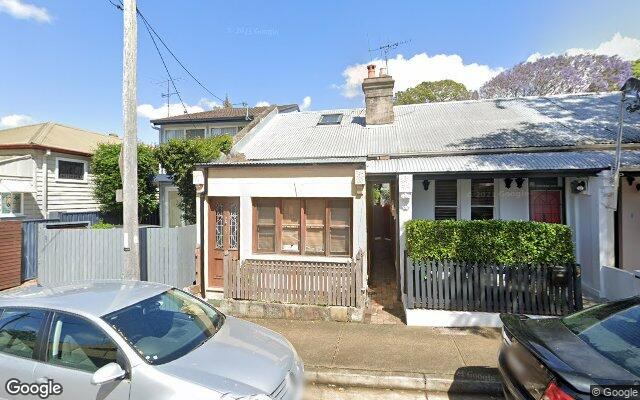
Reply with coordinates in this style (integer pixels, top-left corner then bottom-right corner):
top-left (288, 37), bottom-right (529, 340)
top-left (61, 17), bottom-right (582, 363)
top-left (365, 150), bottom-right (640, 174)
top-left (203, 157), bottom-right (366, 167)
top-left (235, 93), bottom-right (640, 161)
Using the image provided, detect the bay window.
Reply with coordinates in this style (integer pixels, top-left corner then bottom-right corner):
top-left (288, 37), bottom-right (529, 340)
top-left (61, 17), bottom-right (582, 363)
top-left (253, 198), bottom-right (352, 257)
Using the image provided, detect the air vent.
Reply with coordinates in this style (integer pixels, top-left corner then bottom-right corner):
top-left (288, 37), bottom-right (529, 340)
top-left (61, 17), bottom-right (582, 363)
top-left (318, 113), bottom-right (343, 125)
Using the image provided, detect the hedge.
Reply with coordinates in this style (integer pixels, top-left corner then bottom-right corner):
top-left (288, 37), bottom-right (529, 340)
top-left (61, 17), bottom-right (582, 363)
top-left (405, 220), bottom-right (575, 265)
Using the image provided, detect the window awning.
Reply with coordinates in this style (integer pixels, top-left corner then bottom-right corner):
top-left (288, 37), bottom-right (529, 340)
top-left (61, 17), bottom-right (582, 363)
top-left (0, 179), bottom-right (36, 193)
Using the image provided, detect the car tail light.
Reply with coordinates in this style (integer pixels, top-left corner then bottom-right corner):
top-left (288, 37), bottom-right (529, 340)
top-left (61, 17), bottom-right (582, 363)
top-left (542, 382), bottom-right (574, 400)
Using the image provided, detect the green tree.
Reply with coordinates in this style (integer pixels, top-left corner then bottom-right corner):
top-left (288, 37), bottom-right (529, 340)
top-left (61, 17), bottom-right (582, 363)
top-left (156, 135), bottom-right (233, 224)
top-left (91, 143), bottom-right (158, 223)
top-left (394, 80), bottom-right (471, 105)
top-left (633, 59), bottom-right (640, 78)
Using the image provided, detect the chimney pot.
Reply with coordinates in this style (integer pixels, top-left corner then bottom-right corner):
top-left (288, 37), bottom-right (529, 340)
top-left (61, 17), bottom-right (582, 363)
top-left (379, 67), bottom-right (387, 77)
top-left (366, 64), bottom-right (376, 79)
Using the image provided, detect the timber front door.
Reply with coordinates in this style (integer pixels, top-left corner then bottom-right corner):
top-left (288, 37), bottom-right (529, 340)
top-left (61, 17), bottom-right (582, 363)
top-left (208, 197), bottom-right (239, 289)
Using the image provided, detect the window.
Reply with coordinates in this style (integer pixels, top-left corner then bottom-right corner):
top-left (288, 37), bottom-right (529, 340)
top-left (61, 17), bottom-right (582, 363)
top-left (318, 114), bottom-right (343, 125)
top-left (0, 193), bottom-right (22, 216)
top-left (103, 289), bottom-right (224, 365)
top-left (56, 158), bottom-right (86, 182)
top-left (471, 179), bottom-right (494, 220)
top-left (209, 127), bottom-right (238, 137)
top-left (255, 199), bottom-right (276, 252)
top-left (186, 129), bottom-right (205, 139)
top-left (253, 198), bottom-right (352, 257)
top-left (162, 129), bottom-right (183, 143)
top-left (0, 308), bottom-right (45, 359)
top-left (434, 180), bottom-right (457, 220)
top-left (47, 313), bottom-right (118, 373)
top-left (529, 178), bottom-right (564, 224)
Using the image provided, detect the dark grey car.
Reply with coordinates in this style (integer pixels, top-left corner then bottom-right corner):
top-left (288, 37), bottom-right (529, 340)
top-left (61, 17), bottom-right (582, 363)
top-left (0, 281), bottom-right (304, 400)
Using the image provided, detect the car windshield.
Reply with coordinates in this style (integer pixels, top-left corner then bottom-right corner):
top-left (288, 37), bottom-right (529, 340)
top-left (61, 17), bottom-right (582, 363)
top-left (102, 289), bottom-right (224, 365)
top-left (562, 297), bottom-right (640, 376)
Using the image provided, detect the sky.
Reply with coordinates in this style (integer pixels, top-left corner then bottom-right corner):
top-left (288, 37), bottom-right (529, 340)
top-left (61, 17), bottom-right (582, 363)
top-left (1, 0), bottom-right (639, 144)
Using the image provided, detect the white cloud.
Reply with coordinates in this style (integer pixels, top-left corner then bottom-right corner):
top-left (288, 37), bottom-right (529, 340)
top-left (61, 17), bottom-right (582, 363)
top-left (337, 53), bottom-right (502, 98)
top-left (0, 114), bottom-right (32, 128)
top-left (137, 98), bottom-right (222, 120)
top-left (0, 0), bottom-right (51, 23)
top-left (255, 101), bottom-right (271, 107)
top-left (137, 103), bottom-right (205, 120)
top-left (527, 33), bottom-right (640, 62)
top-left (299, 96), bottom-right (311, 111)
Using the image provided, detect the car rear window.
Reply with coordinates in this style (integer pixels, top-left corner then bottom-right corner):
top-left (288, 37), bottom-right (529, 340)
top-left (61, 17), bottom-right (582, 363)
top-left (0, 308), bottom-right (46, 359)
top-left (563, 298), bottom-right (640, 376)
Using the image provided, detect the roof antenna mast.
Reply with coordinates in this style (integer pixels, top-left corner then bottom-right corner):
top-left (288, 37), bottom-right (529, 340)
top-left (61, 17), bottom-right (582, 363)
top-left (154, 77), bottom-right (182, 117)
top-left (369, 39), bottom-right (411, 73)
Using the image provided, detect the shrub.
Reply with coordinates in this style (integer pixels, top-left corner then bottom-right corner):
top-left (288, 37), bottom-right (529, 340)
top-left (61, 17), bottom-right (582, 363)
top-left (156, 135), bottom-right (233, 224)
top-left (91, 143), bottom-right (159, 223)
top-left (405, 220), bottom-right (575, 265)
top-left (92, 221), bottom-right (116, 229)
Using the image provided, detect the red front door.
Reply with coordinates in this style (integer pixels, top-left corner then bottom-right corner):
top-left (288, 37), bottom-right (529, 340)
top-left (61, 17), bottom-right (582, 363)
top-left (208, 197), bottom-right (239, 289)
top-left (530, 190), bottom-right (562, 223)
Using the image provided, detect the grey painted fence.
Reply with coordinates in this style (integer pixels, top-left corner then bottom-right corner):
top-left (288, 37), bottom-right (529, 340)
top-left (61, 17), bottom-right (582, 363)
top-left (22, 218), bottom-right (60, 280)
top-left (38, 225), bottom-right (196, 288)
top-left (406, 256), bottom-right (582, 316)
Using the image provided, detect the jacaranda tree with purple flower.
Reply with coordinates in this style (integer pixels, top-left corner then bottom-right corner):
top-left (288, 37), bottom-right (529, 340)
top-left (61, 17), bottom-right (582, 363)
top-left (479, 54), bottom-right (631, 99)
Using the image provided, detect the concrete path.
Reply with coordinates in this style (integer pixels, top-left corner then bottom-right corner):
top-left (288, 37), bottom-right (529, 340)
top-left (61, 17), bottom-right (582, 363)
top-left (250, 318), bottom-right (501, 375)
top-left (249, 318), bottom-right (503, 397)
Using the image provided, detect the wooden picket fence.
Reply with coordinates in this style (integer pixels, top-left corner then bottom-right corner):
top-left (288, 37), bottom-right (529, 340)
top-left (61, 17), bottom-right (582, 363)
top-left (224, 251), bottom-right (364, 308)
top-left (406, 256), bottom-right (582, 316)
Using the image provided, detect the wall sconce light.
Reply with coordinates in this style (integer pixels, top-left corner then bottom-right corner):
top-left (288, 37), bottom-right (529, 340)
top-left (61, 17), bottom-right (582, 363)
top-left (627, 175), bottom-right (636, 186)
top-left (571, 180), bottom-right (587, 194)
top-left (422, 179), bottom-right (430, 191)
top-left (515, 177), bottom-right (525, 188)
top-left (504, 178), bottom-right (513, 189)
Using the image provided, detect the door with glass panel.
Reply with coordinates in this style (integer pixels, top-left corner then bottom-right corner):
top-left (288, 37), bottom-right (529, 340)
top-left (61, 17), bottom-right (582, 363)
top-left (208, 197), bottom-right (239, 289)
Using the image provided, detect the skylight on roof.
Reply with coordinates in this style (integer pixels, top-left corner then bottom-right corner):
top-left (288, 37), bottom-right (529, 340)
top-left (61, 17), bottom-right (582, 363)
top-left (318, 113), bottom-right (343, 125)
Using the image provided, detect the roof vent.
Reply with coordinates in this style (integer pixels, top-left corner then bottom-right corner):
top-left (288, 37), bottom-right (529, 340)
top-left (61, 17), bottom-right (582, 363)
top-left (318, 113), bottom-right (343, 125)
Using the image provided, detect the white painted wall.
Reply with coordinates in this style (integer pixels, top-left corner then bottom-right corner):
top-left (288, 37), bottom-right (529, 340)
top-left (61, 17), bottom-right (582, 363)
top-left (205, 164), bottom-right (368, 292)
top-left (496, 178), bottom-right (529, 220)
top-left (412, 179), bottom-right (434, 219)
top-left (599, 265), bottom-right (640, 300)
top-left (620, 181), bottom-right (640, 271)
top-left (398, 174), bottom-right (413, 303)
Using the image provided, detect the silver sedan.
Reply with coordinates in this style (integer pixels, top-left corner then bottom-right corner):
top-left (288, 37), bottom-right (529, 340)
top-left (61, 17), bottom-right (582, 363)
top-left (0, 281), bottom-right (304, 400)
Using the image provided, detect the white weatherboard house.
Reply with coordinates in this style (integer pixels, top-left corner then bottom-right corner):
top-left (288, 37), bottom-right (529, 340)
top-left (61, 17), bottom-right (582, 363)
top-left (0, 122), bottom-right (121, 220)
top-left (194, 65), bottom-right (640, 324)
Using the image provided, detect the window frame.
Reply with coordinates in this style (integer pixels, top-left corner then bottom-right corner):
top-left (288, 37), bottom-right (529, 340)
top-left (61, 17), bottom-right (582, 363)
top-left (0, 192), bottom-right (24, 217)
top-left (434, 179), bottom-right (459, 220)
top-left (55, 157), bottom-right (88, 183)
top-left (318, 114), bottom-right (343, 125)
top-left (41, 310), bottom-right (130, 375)
top-left (528, 177), bottom-right (565, 224)
top-left (185, 128), bottom-right (206, 139)
top-left (252, 198), bottom-right (352, 257)
top-left (0, 307), bottom-right (48, 361)
top-left (470, 178), bottom-right (495, 220)
top-left (161, 128), bottom-right (185, 143)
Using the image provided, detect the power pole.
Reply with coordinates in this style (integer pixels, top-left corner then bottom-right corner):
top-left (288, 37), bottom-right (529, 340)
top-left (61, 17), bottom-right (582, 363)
top-left (121, 0), bottom-right (140, 280)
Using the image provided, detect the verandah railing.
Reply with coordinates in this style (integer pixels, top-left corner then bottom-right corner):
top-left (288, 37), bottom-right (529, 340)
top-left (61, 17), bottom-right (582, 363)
top-left (224, 251), bottom-right (364, 308)
top-left (406, 256), bottom-right (582, 316)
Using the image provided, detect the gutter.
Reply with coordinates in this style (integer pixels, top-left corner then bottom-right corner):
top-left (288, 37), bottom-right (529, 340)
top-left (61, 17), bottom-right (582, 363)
top-left (0, 144), bottom-right (93, 157)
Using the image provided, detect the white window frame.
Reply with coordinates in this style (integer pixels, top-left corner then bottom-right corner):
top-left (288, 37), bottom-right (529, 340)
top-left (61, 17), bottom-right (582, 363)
top-left (470, 178), bottom-right (496, 220)
top-left (207, 126), bottom-right (238, 137)
top-left (55, 157), bottom-right (88, 183)
top-left (161, 128), bottom-right (185, 143)
top-left (0, 192), bottom-right (24, 217)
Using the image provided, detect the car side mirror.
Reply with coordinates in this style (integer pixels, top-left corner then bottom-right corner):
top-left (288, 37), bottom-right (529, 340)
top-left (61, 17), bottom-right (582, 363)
top-left (91, 362), bottom-right (126, 385)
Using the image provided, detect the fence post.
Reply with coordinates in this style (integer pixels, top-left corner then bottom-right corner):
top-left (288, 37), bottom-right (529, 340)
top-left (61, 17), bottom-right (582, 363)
top-left (223, 251), bottom-right (229, 298)
top-left (573, 264), bottom-right (583, 310)
top-left (406, 251), bottom-right (414, 309)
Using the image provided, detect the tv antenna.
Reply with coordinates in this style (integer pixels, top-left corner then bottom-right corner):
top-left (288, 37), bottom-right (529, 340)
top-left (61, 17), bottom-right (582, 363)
top-left (369, 39), bottom-right (411, 72)
top-left (153, 77), bottom-right (183, 117)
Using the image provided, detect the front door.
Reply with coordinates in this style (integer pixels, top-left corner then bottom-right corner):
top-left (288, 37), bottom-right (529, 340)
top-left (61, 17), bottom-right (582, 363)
top-left (530, 190), bottom-right (562, 223)
top-left (208, 197), bottom-right (239, 289)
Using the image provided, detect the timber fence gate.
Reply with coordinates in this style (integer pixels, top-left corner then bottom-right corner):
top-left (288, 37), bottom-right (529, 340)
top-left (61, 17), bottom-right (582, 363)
top-left (224, 251), bottom-right (365, 307)
top-left (406, 255), bottom-right (582, 316)
top-left (38, 225), bottom-right (196, 288)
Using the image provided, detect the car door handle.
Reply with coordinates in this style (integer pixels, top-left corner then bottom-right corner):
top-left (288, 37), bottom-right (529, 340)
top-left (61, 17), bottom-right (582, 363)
top-left (36, 377), bottom-right (50, 384)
